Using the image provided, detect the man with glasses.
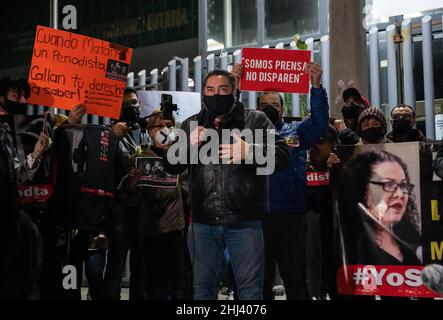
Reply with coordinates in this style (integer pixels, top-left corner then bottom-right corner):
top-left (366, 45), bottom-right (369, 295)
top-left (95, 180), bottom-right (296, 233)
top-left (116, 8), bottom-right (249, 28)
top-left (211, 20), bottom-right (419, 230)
top-left (387, 105), bottom-right (427, 143)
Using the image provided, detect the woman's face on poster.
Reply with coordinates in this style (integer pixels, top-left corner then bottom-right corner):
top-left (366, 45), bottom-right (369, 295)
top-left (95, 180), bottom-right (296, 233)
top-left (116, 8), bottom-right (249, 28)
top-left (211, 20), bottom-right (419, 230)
top-left (365, 161), bottom-right (409, 226)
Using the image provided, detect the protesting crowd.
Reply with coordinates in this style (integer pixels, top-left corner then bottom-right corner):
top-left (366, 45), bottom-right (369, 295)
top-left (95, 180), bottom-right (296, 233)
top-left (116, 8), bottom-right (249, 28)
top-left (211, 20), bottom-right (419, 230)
top-left (1, 55), bottom-right (442, 301)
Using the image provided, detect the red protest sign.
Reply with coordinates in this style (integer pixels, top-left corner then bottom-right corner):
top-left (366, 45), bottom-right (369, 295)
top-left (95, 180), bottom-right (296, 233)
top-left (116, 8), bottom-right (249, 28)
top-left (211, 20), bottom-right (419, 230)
top-left (240, 47), bottom-right (311, 94)
top-left (27, 26), bottom-right (133, 119)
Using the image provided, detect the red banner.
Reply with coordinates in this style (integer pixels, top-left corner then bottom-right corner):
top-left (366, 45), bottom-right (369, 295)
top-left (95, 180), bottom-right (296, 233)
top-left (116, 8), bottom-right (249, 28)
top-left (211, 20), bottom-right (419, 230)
top-left (337, 265), bottom-right (440, 298)
top-left (307, 171), bottom-right (330, 186)
top-left (240, 47), bottom-right (311, 94)
top-left (18, 184), bottom-right (54, 204)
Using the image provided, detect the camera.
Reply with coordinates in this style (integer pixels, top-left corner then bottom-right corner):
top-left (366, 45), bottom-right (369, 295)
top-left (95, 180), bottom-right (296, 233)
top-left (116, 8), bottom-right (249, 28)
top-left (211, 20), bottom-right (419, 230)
top-left (160, 94), bottom-right (178, 122)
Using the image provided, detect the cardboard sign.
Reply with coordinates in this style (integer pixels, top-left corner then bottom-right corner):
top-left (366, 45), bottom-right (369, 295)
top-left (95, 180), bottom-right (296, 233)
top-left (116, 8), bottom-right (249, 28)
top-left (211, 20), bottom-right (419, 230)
top-left (27, 25), bottom-right (133, 119)
top-left (240, 47), bottom-right (311, 94)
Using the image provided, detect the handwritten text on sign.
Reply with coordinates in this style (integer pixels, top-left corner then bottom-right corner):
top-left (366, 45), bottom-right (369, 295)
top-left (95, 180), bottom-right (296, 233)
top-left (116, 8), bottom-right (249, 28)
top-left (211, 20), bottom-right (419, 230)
top-left (240, 48), bottom-right (311, 94)
top-left (27, 26), bottom-right (133, 119)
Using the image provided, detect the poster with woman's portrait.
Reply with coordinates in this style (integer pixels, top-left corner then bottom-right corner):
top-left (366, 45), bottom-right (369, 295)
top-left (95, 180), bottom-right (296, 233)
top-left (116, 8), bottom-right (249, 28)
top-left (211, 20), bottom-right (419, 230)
top-left (333, 142), bottom-right (443, 298)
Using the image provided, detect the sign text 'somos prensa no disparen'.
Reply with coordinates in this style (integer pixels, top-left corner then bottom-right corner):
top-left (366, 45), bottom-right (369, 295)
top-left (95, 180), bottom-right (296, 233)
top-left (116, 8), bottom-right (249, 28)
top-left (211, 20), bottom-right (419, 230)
top-left (27, 25), bottom-right (133, 119)
top-left (240, 47), bottom-right (311, 94)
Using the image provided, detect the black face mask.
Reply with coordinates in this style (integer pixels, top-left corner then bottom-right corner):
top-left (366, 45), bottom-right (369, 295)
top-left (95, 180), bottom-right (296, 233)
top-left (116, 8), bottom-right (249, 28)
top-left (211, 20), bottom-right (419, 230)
top-left (203, 94), bottom-right (235, 116)
top-left (2, 99), bottom-right (28, 115)
top-left (119, 103), bottom-right (140, 124)
top-left (360, 127), bottom-right (384, 144)
top-left (202, 94), bottom-right (235, 128)
top-left (262, 105), bottom-right (280, 127)
top-left (392, 119), bottom-right (412, 134)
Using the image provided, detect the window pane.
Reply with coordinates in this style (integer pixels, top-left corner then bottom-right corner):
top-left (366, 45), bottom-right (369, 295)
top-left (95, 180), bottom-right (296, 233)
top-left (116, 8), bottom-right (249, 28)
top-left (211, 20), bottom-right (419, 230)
top-left (265, 0), bottom-right (320, 41)
top-left (366, 0), bottom-right (443, 24)
top-left (207, 0), bottom-right (257, 51)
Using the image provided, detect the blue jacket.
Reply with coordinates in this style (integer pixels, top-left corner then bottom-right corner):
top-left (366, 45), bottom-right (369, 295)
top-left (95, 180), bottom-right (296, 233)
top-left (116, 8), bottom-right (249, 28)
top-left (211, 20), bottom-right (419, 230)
top-left (266, 87), bottom-right (330, 214)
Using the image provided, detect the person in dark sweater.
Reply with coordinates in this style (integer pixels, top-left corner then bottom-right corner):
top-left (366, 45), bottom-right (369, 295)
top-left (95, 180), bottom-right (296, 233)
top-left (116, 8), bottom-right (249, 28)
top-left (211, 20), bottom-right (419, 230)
top-left (306, 124), bottom-right (338, 300)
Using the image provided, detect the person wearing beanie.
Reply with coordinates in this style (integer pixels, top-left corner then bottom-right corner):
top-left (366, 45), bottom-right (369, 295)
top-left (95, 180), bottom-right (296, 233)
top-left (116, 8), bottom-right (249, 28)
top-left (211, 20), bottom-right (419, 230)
top-left (356, 107), bottom-right (392, 145)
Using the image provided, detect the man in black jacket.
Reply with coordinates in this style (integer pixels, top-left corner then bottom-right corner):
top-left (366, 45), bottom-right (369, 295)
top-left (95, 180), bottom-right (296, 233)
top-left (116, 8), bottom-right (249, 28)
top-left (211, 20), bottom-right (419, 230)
top-left (165, 69), bottom-right (290, 300)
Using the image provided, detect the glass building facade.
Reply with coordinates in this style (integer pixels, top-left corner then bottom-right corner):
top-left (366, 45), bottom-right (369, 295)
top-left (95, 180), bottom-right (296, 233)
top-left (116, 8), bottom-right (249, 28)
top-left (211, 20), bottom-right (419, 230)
top-left (0, 0), bottom-right (198, 70)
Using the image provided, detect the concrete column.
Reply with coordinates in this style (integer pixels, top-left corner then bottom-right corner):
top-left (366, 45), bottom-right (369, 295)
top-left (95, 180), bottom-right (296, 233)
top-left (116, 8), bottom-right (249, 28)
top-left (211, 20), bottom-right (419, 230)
top-left (329, 0), bottom-right (369, 118)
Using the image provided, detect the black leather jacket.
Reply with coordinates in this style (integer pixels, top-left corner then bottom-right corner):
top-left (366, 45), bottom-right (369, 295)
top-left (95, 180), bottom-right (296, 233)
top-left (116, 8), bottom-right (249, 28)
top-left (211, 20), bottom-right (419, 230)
top-left (165, 102), bottom-right (290, 226)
